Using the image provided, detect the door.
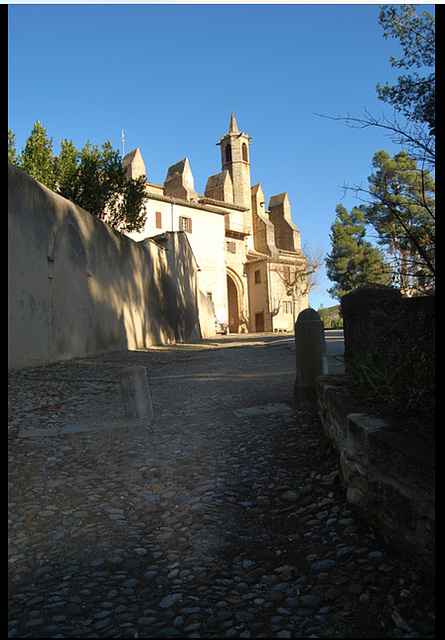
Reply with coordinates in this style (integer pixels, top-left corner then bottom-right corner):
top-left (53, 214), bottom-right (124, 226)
top-left (255, 312), bottom-right (265, 332)
top-left (227, 274), bottom-right (239, 333)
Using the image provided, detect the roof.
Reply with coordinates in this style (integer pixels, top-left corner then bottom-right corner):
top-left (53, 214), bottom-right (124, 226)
top-left (165, 158), bottom-right (190, 182)
top-left (229, 112), bottom-right (239, 134)
top-left (122, 148), bottom-right (143, 166)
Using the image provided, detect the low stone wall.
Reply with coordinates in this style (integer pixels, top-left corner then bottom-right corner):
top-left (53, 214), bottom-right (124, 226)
top-left (341, 285), bottom-right (435, 371)
top-left (317, 375), bottom-right (435, 572)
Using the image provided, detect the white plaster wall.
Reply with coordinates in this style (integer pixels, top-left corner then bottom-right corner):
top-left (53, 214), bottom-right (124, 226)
top-left (128, 196), bottom-right (228, 324)
top-left (8, 164), bottom-right (214, 370)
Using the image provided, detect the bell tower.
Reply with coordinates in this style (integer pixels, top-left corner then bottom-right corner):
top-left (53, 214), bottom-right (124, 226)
top-left (218, 113), bottom-right (252, 210)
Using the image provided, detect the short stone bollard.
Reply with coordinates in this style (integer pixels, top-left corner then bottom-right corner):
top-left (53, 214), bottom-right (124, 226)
top-left (294, 308), bottom-right (328, 405)
top-left (119, 366), bottom-right (154, 421)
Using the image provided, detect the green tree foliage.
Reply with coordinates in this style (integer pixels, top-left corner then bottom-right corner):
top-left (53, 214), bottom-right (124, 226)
top-left (115, 173), bottom-right (149, 233)
top-left (8, 129), bottom-right (19, 165)
top-left (317, 304), bottom-right (343, 329)
top-left (324, 6), bottom-right (435, 298)
top-left (66, 140), bottom-right (124, 220)
top-left (64, 140), bottom-right (148, 233)
top-left (325, 204), bottom-right (391, 300)
top-left (377, 4), bottom-right (435, 133)
top-left (20, 120), bottom-right (56, 189)
top-left (9, 121), bottom-right (148, 233)
top-left (360, 150), bottom-right (435, 293)
top-left (54, 139), bottom-right (79, 203)
top-left (317, 304), bottom-right (330, 327)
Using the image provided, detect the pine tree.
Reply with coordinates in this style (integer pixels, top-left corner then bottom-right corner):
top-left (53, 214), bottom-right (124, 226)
top-left (326, 204), bottom-right (391, 300)
top-left (377, 4), bottom-right (435, 133)
top-left (362, 150), bottom-right (435, 293)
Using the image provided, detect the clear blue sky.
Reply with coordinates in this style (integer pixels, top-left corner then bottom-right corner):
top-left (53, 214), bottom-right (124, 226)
top-left (8, 2), bottom-right (435, 311)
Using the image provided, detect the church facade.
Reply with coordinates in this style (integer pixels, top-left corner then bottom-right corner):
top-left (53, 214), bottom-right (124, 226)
top-left (125, 114), bottom-right (308, 333)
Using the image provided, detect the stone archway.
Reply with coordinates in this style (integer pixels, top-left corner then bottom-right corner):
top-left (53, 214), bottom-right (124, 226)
top-left (227, 273), bottom-right (239, 333)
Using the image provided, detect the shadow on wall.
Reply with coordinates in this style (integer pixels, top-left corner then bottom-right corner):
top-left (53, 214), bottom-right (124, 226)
top-left (143, 233), bottom-right (201, 346)
top-left (8, 164), bottom-right (207, 369)
top-left (47, 221), bottom-right (94, 361)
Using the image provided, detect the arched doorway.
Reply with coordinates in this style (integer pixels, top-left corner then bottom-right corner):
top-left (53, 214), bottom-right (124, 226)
top-left (227, 273), bottom-right (239, 333)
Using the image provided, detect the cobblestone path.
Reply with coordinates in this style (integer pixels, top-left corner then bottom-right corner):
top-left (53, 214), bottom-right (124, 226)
top-left (8, 334), bottom-right (434, 638)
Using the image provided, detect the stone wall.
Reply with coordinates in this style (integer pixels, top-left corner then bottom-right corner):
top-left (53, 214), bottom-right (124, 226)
top-left (341, 284), bottom-right (435, 444)
top-left (316, 285), bottom-right (435, 572)
top-left (341, 284), bottom-right (435, 368)
top-left (317, 376), bottom-right (435, 572)
top-left (8, 164), bottom-right (214, 370)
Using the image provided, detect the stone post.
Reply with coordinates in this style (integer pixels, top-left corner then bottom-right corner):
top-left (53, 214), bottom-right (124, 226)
top-left (294, 308), bottom-right (328, 405)
top-left (119, 366), bottom-right (154, 420)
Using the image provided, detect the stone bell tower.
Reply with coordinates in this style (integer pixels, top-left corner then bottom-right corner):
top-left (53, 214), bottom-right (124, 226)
top-left (218, 113), bottom-right (253, 210)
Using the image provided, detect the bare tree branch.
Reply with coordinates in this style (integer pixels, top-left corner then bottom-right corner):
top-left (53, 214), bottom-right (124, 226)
top-left (315, 109), bottom-right (435, 169)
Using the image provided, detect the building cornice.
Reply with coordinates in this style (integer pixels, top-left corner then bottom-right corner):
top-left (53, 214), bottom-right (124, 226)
top-left (145, 189), bottom-right (248, 216)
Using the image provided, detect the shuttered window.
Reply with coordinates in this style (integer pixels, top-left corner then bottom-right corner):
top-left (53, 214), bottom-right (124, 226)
top-left (227, 241), bottom-right (236, 253)
top-left (179, 216), bottom-right (192, 233)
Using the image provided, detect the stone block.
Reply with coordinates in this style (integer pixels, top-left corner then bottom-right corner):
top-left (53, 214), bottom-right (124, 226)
top-left (119, 366), bottom-right (153, 420)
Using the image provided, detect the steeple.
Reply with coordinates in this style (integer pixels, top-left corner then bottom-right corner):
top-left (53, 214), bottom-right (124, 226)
top-left (229, 112), bottom-right (239, 134)
top-left (216, 114), bottom-right (252, 211)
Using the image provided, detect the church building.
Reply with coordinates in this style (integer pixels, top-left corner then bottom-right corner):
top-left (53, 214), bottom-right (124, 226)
top-left (125, 114), bottom-right (308, 333)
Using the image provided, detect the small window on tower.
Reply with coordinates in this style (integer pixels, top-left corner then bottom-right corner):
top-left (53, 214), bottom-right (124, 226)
top-left (225, 144), bottom-right (232, 163)
top-left (179, 216), bottom-right (192, 233)
top-left (227, 241), bottom-right (236, 253)
top-left (254, 270), bottom-right (261, 284)
top-left (242, 143), bottom-right (248, 162)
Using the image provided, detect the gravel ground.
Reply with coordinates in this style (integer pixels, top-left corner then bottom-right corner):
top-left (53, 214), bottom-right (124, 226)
top-left (8, 334), bottom-right (435, 638)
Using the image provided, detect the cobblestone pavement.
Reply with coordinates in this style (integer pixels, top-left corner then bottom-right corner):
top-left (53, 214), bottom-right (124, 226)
top-left (8, 334), bottom-right (435, 638)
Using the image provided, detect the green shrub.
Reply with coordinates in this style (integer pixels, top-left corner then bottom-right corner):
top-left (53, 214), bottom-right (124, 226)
top-left (345, 346), bottom-right (434, 442)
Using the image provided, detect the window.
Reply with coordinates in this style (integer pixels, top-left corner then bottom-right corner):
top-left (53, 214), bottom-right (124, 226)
top-left (179, 216), bottom-right (192, 233)
top-left (155, 211), bottom-right (162, 229)
top-left (254, 270), bottom-right (261, 284)
top-left (283, 301), bottom-right (293, 314)
top-left (225, 143), bottom-right (232, 164)
top-left (227, 241), bottom-right (236, 253)
top-left (242, 143), bottom-right (248, 162)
